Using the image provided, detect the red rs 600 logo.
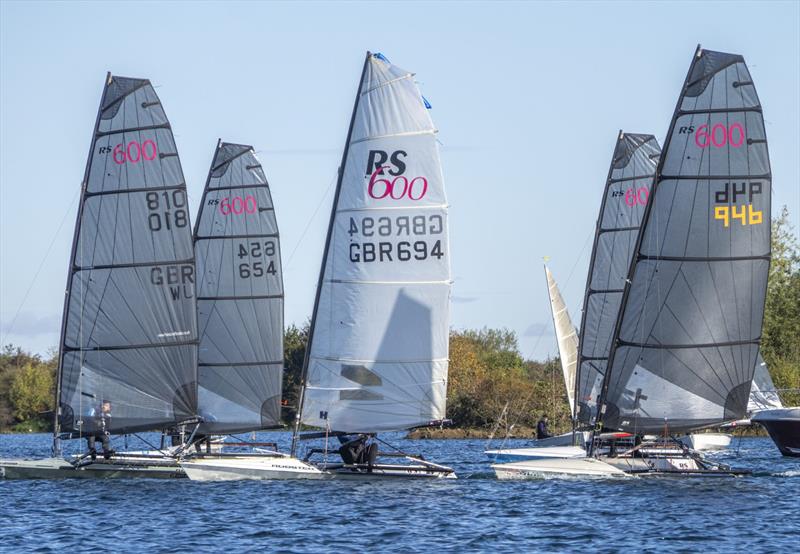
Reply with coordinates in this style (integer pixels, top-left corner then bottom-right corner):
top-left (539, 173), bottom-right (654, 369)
top-left (365, 149), bottom-right (428, 201)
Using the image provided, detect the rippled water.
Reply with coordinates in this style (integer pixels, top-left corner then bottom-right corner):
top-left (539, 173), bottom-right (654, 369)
top-left (1, 432), bottom-right (798, 552)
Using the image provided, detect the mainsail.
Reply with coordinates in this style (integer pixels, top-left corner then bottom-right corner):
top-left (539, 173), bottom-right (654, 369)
top-left (544, 265), bottom-right (578, 416)
top-left (298, 52), bottom-right (450, 433)
top-left (597, 46), bottom-right (772, 433)
top-left (575, 133), bottom-right (661, 426)
top-left (56, 74), bottom-right (198, 437)
top-left (194, 141), bottom-right (284, 433)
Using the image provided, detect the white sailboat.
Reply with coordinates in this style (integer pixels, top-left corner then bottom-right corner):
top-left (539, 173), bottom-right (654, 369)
top-left (289, 51), bottom-right (455, 479)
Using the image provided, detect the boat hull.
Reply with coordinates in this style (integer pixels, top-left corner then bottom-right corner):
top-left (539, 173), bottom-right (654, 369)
top-left (0, 456), bottom-right (185, 479)
top-left (752, 408), bottom-right (800, 457)
top-left (485, 445), bottom-right (586, 462)
top-left (678, 433), bottom-right (732, 451)
top-left (180, 455), bottom-right (326, 481)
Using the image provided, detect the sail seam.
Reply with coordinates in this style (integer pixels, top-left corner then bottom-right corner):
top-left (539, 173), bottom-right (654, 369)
top-left (206, 183), bottom-right (269, 191)
top-left (311, 355), bottom-right (448, 364)
top-left (661, 174), bottom-right (771, 180)
top-left (350, 129), bottom-right (435, 145)
top-left (638, 254), bottom-right (770, 262)
top-left (84, 184), bottom-right (186, 198)
top-left (327, 278), bottom-right (450, 285)
top-left (195, 233), bottom-right (279, 240)
top-left (609, 174), bottom-right (657, 184)
top-left (678, 106), bottom-right (761, 115)
top-left (199, 360), bottom-right (283, 367)
top-left (618, 338), bottom-right (759, 349)
top-left (197, 294), bottom-right (283, 301)
top-left (361, 72), bottom-right (414, 95)
top-left (63, 340), bottom-right (197, 352)
top-left (337, 204), bottom-right (447, 213)
top-left (74, 258), bottom-right (194, 271)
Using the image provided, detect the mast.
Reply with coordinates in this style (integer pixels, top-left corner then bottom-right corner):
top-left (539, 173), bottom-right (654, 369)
top-left (291, 52), bottom-right (371, 456)
top-left (572, 130), bottom-right (621, 433)
top-left (592, 44), bottom-right (771, 448)
top-left (52, 72), bottom-right (112, 457)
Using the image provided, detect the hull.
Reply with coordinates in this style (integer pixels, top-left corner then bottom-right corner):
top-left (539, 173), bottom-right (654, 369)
top-left (319, 462), bottom-right (456, 480)
top-left (493, 451), bottom-right (749, 480)
top-left (486, 446), bottom-right (586, 463)
top-left (752, 407), bottom-right (800, 457)
top-left (679, 433), bottom-right (732, 451)
top-left (180, 455), bottom-right (326, 481)
top-left (0, 456), bottom-right (185, 480)
top-left (493, 457), bottom-right (629, 479)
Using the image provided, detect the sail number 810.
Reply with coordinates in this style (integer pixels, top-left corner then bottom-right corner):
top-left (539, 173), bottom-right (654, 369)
top-left (146, 190), bottom-right (188, 231)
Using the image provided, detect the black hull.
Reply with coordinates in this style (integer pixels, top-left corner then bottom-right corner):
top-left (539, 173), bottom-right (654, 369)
top-left (754, 418), bottom-right (800, 457)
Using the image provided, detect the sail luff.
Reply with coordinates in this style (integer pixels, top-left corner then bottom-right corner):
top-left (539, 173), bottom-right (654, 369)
top-left (596, 45), bottom-right (772, 436)
top-left (544, 265), bottom-right (578, 417)
top-left (291, 52), bottom-right (372, 454)
top-left (193, 141), bottom-right (285, 433)
top-left (53, 72), bottom-right (112, 453)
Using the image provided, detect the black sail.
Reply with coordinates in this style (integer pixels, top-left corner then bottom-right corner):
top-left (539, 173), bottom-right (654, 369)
top-left (57, 74), bottom-right (198, 436)
top-left (598, 47), bottom-right (771, 433)
top-left (194, 142), bottom-right (284, 433)
top-left (575, 132), bottom-right (660, 426)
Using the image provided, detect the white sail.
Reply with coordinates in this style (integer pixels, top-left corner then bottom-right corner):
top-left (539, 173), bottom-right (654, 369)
top-left (301, 53), bottom-right (450, 433)
top-left (747, 354), bottom-right (783, 413)
top-left (545, 266), bottom-right (578, 417)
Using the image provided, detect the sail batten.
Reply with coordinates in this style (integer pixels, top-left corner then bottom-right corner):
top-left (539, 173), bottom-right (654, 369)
top-left (299, 53), bottom-right (451, 434)
top-left (596, 47), bottom-right (772, 434)
top-left (193, 141), bottom-right (285, 434)
top-left (56, 74), bottom-right (198, 437)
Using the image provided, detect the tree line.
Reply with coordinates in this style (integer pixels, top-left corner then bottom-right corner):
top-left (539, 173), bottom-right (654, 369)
top-left (1, 207), bottom-right (798, 433)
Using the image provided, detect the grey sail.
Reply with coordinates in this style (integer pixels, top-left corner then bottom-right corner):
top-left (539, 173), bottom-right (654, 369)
top-left (57, 74), bottom-right (198, 437)
top-left (597, 47), bottom-right (771, 433)
top-left (194, 142), bottom-right (284, 434)
top-left (575, 132), bottom-right (660, 426)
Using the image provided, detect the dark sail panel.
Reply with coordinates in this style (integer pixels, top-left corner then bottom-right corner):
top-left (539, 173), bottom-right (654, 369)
top-left (599, 47), bottom-right (771, 433)
top-left (194, 142), bottom-right (284, 434)
top-left (58, 75), bottom-right (198, 436)
top-left (575, 133), bottom-right (660, 425)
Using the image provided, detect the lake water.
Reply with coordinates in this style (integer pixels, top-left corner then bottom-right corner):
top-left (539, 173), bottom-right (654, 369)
top-left (1, 432), bottom-right (798, 552)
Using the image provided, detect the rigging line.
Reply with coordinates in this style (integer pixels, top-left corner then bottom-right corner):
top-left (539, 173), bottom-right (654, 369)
top-left (285, 170), bottom-right (337, 270)
top-left (0, 188), bottom-right (79, 344)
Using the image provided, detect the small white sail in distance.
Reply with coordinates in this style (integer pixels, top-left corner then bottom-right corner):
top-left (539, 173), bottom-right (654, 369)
top-left (544, 264), bottom-right (578, 417)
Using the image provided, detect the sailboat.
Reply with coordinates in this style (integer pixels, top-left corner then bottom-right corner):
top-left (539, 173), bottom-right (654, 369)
top-left (178, 141), bottom-right (324, 480)
top-left (1, 73), bottom-right (198, 479)
top-left (285, 51), bottom-right (455, 479)
top-left (485, 265), bottom-right (589, 462)
top-left (495, 45), bottom-right (771, 478)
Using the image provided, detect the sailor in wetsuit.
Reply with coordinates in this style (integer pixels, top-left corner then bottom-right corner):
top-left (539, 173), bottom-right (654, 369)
top-left (86, 399), bottom-right (114, 461)
top-left (337, 434), bottom-right (378, 469)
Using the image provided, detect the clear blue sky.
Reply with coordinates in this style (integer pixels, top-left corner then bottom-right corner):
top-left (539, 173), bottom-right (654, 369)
top-left (1, 0), bottom-right (798, 361)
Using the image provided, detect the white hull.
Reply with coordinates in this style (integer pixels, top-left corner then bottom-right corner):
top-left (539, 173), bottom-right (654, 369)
top-left (679, 433), bottom-right (732, 451)
top-left (486, 445), bottom-right (586, 462)
top-left (493, 452), bottom-right (746, 480)
top-left (180, 455), bottom-right (326, 481)
top-left (493, 457), bottom-right (629, 479)
top-left (0, 456), bottom-right (185, 479)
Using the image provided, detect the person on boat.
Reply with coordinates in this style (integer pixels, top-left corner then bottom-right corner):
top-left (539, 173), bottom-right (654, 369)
top-left (337, 434), bottom-right (378, 469)
top-left (86, 399), bottom-right (114, 461)
top-left (536, 414), bottom-right (552, 440)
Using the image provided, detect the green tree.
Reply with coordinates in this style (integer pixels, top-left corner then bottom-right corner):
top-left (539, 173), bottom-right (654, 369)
top-left (282, 322), bottom-right (309, 425)
top-left (761, 206), bottom-right (800, 404)
top-left (9, 362), bottom-right (54, 423)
